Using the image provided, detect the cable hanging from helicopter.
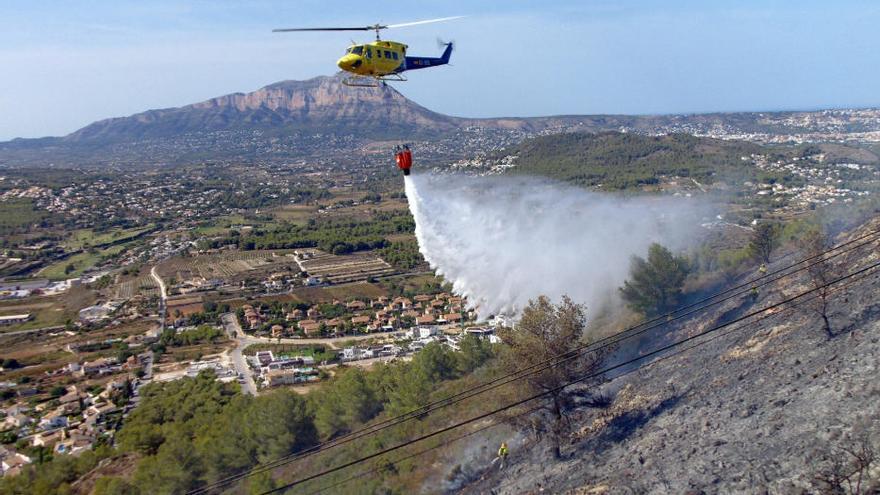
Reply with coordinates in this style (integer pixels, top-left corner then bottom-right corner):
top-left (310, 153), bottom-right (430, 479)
top-left (273, 17), bottom-right (462, 87)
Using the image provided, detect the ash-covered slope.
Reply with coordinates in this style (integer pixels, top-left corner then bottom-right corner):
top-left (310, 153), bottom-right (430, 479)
top-left (456, 217), bottom-right (880, 494)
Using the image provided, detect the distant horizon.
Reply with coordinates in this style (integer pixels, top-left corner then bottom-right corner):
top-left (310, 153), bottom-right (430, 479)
top-left (4, 71), bottom-right (880, 142)
top-left (4, 0), bottom-right (880, 140)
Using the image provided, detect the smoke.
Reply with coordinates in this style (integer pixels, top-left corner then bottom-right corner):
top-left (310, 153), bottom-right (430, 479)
top-left (404, 172), bottom-right (709, 320)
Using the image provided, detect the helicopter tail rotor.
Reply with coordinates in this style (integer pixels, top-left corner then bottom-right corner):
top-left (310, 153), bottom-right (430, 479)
top-left (436, 37), bottom-right (455, 50)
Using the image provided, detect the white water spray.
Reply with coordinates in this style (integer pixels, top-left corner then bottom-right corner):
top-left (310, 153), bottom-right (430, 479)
top-left (404, 173), bottom-right (706, 320)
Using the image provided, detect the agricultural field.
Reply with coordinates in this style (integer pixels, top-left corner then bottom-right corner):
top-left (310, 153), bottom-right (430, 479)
top-left (113, 274), bottom-right (159, 299)
top-left (166, 295), bottom-right (205, 322)
top-left (0, 198), bottom-right (50, 235)
top-left (156, 250), bottom-right (299, 282)
top-left (297, 249), bottom-right (395, 284)
top-left (158, 342), bottom-right (230, 364)
top-left (193, 214), bottom-right (271, 235)
top-left (238, 281), bottom-right (388, 307)
top-left (0, 285), bottom-right (97, 332)
top-left (40, 242), bottom-right (134, 280)
top-left (270, 204), bottom-right (317, 225)
top-left (292, 282), bottom-right (388, 303)
top-left (64, 225), bottom-right (154, 250)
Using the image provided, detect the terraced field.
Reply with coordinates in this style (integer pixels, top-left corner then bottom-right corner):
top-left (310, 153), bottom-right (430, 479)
top-left (157, 250), bottom-right (297, 281)
top-left (114, 275), bottom-right (159, 299)
top-left (296, 249), bottom-right (395, 284)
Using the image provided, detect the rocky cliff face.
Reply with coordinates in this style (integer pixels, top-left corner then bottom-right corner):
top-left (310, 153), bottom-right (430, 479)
top-left (65, 74), bottom-right (460, 142)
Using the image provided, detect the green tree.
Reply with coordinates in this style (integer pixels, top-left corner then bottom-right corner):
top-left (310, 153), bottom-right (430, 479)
top-left (312, 368), bottom-right (381, 438)
top-left (456, 334), bottom-right (495, 373)
top-left (248, 472), bottom-right (277, 495)
top-left (94, 477), bottom-right (135, 495)
top-left (412, 342), bottom-right (458, 382)
top-left (748, 222), bottom-right (779, 264)
top-left (620, 243), bottom-right (690, 316)
top-left (498, 296), bottom-right (609, 459)
top-left (133, 435), bottom-right (204, 494)
top-left (240, 391), bottom-right (318, 463)
top-left (384, 362), bottom-right (433, 418)
top-left (117, 422), bottom-right (165, 455)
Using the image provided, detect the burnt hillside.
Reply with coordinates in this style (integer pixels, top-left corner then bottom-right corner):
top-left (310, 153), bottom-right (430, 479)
top-left (457, 216), bottom-right (880, 494)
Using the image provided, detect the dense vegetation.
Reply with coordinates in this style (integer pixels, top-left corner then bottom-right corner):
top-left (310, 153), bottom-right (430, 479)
top-left (203, 210), bottom-right (415, 255)
top-left (506, 131), bottom-right (768, 189)
top-left (378, 240), bottom-right (426, 270)
top-left (0, 338), bottom-right (497, 495)
top-left (98, 371), bottom-right (316, 494)
top-left (0, 446), bottom-right (115, 495)
top-left (0, 199), bottom-right (52, 235)
top-left (158, 325), bottom-right (225, 347)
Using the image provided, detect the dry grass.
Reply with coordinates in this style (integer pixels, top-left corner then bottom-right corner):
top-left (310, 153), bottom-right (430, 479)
top-left (271, 205), bottom-right (317, 224)
top-left (0, 285), bottom-right (97, 332)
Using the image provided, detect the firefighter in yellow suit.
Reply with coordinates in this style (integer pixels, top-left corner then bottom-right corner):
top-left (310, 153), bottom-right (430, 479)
top-left (497, 442), bottom-right (509, 470)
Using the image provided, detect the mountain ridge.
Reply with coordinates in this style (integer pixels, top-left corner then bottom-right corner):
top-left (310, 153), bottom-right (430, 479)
top-left (2, 73), bottom-right (880, 168)
top-left (63, 74), bottom-right (462, 142)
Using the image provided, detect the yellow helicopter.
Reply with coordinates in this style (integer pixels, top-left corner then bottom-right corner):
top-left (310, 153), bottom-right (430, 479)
top-left (273, 16), bottom-right (462, 87)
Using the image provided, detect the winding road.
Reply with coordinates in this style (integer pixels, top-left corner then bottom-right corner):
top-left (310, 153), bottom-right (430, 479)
top-left (150, 265), bottom-right (167, 331)
top-left (220, 313), bottom-right (258, 395)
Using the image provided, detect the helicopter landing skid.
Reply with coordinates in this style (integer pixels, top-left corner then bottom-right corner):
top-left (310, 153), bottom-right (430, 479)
top-left (377, 73), bottom-right (407, 83)
top-left (341, 73), bottom-right (407, 87)
top-left (341, 76), bottom-right (381, 87)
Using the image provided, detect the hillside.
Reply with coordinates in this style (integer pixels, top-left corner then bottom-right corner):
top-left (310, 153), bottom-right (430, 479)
top-left (504, 131), bottom-right (766, 189)
top-left (457, 216), bottom-right (880, 494)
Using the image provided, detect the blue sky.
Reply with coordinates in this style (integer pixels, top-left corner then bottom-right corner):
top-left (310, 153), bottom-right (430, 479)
top-left (2, 0), bottom-right (879, 140)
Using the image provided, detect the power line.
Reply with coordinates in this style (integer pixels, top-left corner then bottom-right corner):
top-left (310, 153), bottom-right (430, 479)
top-left (305, 404), bottom-right (546, 495)
top-left (263, 258), bottom-right (880, 494)
top-left (190, 229), bottom-right (879, 494)
top-left (305, 266), bottom-right (878, 494)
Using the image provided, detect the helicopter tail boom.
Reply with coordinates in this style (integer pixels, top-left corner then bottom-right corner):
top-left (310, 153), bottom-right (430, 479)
top-left (402, 42), bottom-right (453, 72)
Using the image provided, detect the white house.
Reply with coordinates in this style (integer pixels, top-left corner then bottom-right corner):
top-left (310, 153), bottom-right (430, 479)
top-left (418, 326), bottom-right (438, 339)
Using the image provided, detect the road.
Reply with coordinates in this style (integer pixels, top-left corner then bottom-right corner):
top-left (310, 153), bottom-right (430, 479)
top-left (221, 313), bottom-right (257, 395)
top-left (150, 265), bottom-right (167, 300)
top-left (150, 265), bottom-right (167, 330)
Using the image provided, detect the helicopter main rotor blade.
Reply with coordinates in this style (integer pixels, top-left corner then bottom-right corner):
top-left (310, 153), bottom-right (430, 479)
top-left (385, 16), bottom-right (464, 29)
top-left (272, 27), bottom-right (374, 32)
top-left (272, 17), bottom-right (462, 33)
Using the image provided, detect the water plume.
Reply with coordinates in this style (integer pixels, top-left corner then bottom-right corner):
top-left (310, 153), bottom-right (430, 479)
top-left (404, 172), bottom-right (707, 320)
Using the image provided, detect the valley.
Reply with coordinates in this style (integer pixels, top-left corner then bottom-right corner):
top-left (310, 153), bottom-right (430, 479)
top-left (0, 73), bottom-right (879, 494)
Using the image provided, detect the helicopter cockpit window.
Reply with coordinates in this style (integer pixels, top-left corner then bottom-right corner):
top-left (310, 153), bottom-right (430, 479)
top-left (351, 46), bottom-right (363, 55)
top-left (391, 52), bottom-right (399, 60)
top-left (366, 48), bottom-right (372, 58)
top-left (384, 50), bottom-right (392, 58)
